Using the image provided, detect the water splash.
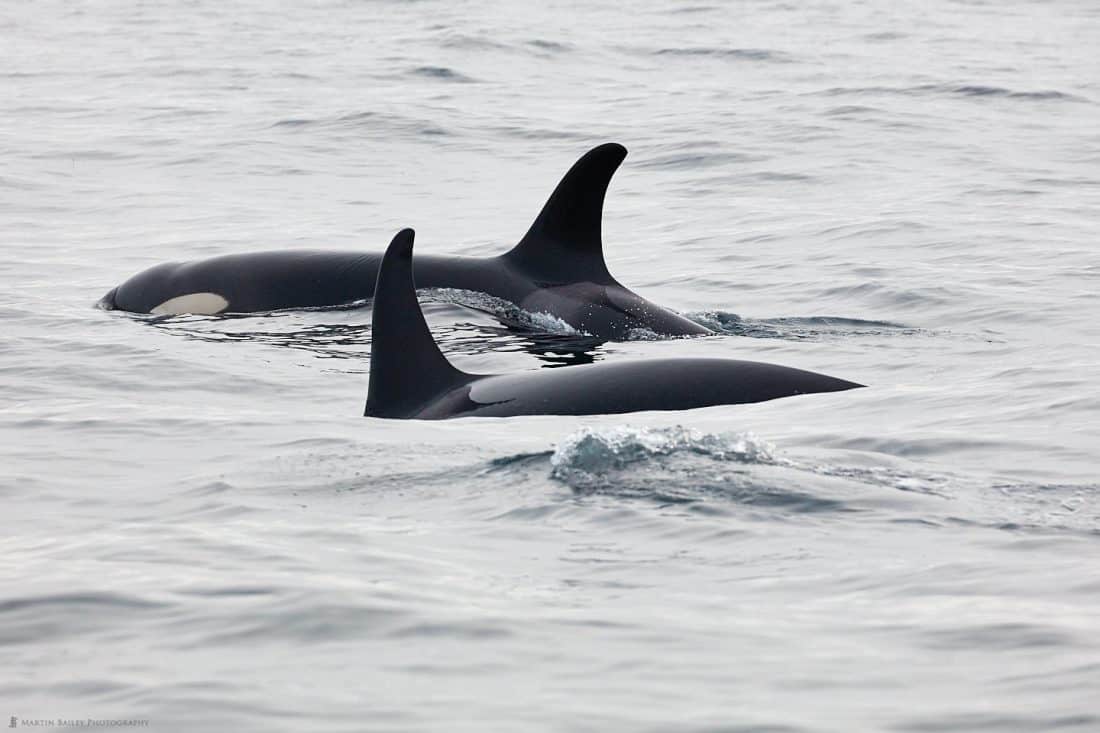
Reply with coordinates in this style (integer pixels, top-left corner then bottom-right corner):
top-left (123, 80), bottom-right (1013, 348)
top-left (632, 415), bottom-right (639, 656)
top-left (423, 288), bottom-right (585, 336)
top-left (624, 327), bottom-right (662, 341)
top-left (545, 426), bottom-right (852, 511)
top-left (550, 426), bottom-right (775, 480)
top-left (535, 426), bottom-right (959, 512)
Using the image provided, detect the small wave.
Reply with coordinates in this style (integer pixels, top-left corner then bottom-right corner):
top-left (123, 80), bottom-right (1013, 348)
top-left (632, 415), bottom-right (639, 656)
top-left (410, 65), bottom-right (477, 83)
top-left (916, 622), bottom-right (1073, 652)
top-left (0, 592), bottom-right (165, 615)
top-left (654, 47), bottom-right (792, 63)
top-left (817, 83), bottom-right (1085, 103)
top-left (811, 464), bottom-right (949, 497)
top-left (753, 171), bottom-right (816, 182)
top-left (196, 601), bottom-right (405, 645)
top-left (949, 84), bottom-right (1077, 100)
top-left (488, 125), bottom-right (590, 142)
top-left (486, 451), bottom-right (554, 470)
top-left (1027, 176), bottom-right (1100, 188)
top-left (271, 110), bottom-right (449, 138)
top-left (0, 174), bottom-right (47, 191)
top-left (271, 118), bottom-right (313, 128)
top-left (0, 592), bottom-right (168, 646)
top-left (666, 5), bottom-right (719, 13)
top-left (437, 33), bottom-right (511, 52)
top-left (823, 104), bottom-right (883, 116)
top-left (635, 150), bottom-right (760, 170)
top-left (177, 586), bottom-right (280, 599)
top-left (527, 39), bottom-right (571, 53)
top-left (863, 31), bottom-right (908, 41)
top-left (897, 712), bottom-right (1100, 732)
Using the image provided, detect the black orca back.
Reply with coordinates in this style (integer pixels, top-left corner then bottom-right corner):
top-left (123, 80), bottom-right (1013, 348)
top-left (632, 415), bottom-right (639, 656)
top-left (364, 230), bottom-right (863, 420)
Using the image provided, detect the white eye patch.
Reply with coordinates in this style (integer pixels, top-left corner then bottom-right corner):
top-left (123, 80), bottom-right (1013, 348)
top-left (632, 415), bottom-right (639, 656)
top-left (150, 292), bottom-right (229, 315)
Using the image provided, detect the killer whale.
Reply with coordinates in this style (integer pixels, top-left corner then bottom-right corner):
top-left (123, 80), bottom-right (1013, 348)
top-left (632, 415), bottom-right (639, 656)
top-left (101, 143), bottom-right (711, 341)
top-left (364, 229), bottom-right (862, 420)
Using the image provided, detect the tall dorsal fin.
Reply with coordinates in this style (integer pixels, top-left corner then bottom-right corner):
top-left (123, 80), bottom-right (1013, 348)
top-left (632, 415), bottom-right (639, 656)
top-left (365, 229), bottom-right (471, 418)
top-left (503, 142), bottom-right (627, 284)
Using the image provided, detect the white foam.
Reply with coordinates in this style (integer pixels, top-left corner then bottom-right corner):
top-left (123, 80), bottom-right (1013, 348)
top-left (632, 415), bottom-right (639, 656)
top-left (625, 327), bottom-right (661, 341)
top-left (151, 292), bottom-right (229, 315)
top-left (424, 288), bottom-right (585, 336)
top-left (549, 425), bottom-right (775, 480)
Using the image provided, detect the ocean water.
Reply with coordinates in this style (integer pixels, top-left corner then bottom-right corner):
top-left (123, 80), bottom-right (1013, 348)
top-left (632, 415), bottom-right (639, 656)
top-left (3, 0), bottom-right (1099, 730)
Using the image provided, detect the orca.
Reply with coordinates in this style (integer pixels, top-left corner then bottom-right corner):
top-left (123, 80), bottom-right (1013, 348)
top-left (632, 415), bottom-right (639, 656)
top-left (101, 143), bottom-right (712, 340)
top-left (364, 229), bottom-right (863, 419)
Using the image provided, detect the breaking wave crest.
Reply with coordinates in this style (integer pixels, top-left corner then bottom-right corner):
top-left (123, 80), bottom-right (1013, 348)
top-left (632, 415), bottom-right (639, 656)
top-left (550, 426), bottom-right (775, 478)
top-left (542, 426), bottom-right (856, 511)
top-left (548, 426), bottom-right (778, 502)
top-left (498, 426), bottom-right (968, 515)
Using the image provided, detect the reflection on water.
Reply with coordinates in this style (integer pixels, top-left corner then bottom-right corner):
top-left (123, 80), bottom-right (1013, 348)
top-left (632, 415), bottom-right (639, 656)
top-left (147, 317), bottom-right (372, 360)
top-left (470, 326), bottom-right (606, 367)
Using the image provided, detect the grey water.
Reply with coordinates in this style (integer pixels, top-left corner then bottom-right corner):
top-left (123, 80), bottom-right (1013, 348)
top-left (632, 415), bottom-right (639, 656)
top-left (3, 0), bottom-right (1099, 730)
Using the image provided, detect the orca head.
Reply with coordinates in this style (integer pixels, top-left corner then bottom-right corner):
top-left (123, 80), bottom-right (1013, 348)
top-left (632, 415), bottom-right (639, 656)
top-left (501, 142), bottom-right (713, 340)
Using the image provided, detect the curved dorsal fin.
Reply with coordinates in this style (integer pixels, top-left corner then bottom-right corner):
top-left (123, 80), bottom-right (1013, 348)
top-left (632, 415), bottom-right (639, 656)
top-left (364, 229), bottom-right (470, 418)
top-left (503, 142), bottom-right (627, 284)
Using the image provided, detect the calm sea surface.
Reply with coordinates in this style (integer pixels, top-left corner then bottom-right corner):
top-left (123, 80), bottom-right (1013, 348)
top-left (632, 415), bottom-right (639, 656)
top-left (3, 1), bottom-right (1099, 730)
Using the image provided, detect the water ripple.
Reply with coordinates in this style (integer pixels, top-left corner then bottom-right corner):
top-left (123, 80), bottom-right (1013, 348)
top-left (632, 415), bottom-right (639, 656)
top-left (654, 47), bottom-right (794, 63)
